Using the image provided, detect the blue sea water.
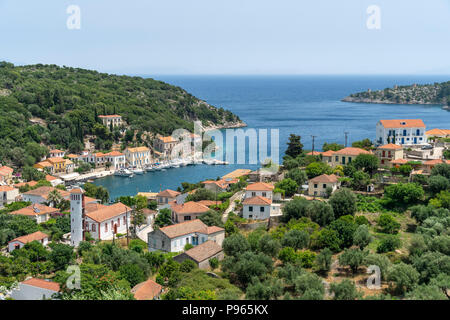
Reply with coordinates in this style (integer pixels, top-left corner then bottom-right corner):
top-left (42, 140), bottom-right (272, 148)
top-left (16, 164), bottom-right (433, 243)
top-left (95, 75), bottom-right (450, 200)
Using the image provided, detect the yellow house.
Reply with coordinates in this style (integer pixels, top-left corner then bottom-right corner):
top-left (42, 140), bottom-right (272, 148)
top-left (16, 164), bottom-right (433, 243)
top-left (33, 161), bottom-right (54, 173)
top-left (125, 146), bottom-right (151, 167)
top-left (46, 157), bottom-right (67, 174)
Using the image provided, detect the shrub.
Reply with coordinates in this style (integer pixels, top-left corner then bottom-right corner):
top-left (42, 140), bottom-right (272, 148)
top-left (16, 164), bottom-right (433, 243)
top-left (377, 235), bottom-right (401, 253)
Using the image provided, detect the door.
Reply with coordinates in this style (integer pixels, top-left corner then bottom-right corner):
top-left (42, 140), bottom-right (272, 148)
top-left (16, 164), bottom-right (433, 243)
top-left (414, 137), bottom-right (417, 144)
top-left (401, 138), bottom-right (405, 144)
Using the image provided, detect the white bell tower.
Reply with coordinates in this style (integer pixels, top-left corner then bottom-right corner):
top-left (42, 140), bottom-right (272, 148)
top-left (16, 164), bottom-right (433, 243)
top-left (70, 188), bottom-right (85, 247)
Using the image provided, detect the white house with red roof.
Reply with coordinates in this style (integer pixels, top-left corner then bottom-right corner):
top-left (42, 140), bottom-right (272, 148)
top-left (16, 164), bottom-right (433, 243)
top-left (148, 219), bottom-right (225, 253)
top-left (99, 114), bottom-right (123, 128)
top-left (376, 119), bottom-right (426, 146)
top-left (10, 277), bottom-right (60, 300)
top-left (70, 188), bottom-right (132, 246)
top-left (48, 149), bottom-right (65, 158)
top-left (242, 195), bottom-right (281, 220)
top-left (0, 165), bottom-right (14, 184)
top-left (8, 231), bottom-right (49, 252)
top-left (156, 189), bottom-right (181, 205)
top-left (245, 182), bottom-right (275, 200)
top-left (308, 174), bottom-right (340, 197)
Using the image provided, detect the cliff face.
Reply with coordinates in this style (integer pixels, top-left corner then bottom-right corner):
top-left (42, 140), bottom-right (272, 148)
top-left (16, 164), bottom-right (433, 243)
top-left (342, 81), bottom-right (450, 107)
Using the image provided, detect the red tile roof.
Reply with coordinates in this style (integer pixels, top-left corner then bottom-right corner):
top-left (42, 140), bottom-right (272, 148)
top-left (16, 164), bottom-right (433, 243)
top-left (131, 279), bottom-right (162, 300)
top-left (170, 201), bottom-right (210, 215)
top-left (9, 231), bottom-right (49, 245)
top-left (158, 219), bottom-right (224, 239)
top-left (21, 278), bottom-right (60, 292)
top-left (0, 186), bottom-right (15, 192)
top-left (378, 144), bottom-right (402, 150)
top-left (246, 182), bottom-right (274, 191)
top-left (10, 204), bottom-right (60, 217)
top-left (157, 189), bottom-right (180, 198)
top-left (183, 240), bottom-right (223, 263)
top-left (86, 203), bottom-right (132, 223)
top-left (242, 196), bottom-right (272, 205)
top-left (379, 119), bottom-right (425, 128)
top-left (309, 174), bottom-right (339, 184)
top-left (333, 147), bottom-right (371, 156)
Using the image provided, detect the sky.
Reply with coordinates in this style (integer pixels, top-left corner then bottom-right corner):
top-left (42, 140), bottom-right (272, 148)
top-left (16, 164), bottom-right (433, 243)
top-left (0, 0), bottom-right (450, 75)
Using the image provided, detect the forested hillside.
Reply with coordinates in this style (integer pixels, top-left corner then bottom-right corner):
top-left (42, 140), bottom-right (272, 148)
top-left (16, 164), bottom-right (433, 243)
top-left (0, 62), bottom-right (242, 168)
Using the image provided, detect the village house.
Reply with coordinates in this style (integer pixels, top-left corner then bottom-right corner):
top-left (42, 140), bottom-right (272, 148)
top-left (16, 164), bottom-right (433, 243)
top-left (131, 279), bottom-right (163, 300)
top-left (38, 157), bottom-right (66, 174)
top-left (425, 128), bottom-right (450, 139)
top-left (148, 219), bottom-right (225, 253)
top-left (389, 158), bottom-right (409, 168)
top-left (202, 178), bottom-right (238, 193)
top-left (0, 186), bottom-right (19, 208)
top-left (156, 189), bottom-right (180, 205)
top-left (242, 196), bottom-right (281, 220)
top-left (98, 114), bottom-right (123, 128)
top-left (10, 278), bottom-right (60, 300)
top-left (125, 146), bottom-right (151, 167)
top-left (104, 151), bottom-right (126, 170)
top-left (8, 231), bottom-right (49, 253)
top-left (376, 119), bottom-right (426, 146)
top-left (422, 159), bottom-right (450, 174)
top-left (9, 203), bottom-right (60, 224)
top-left (375, 144), bottom-right (404, 167)
top-left (245, 182), bottom-right (275, 200)
top-left (65, 159), bottom-right (74, 173)
top-left (170, 201), bottom-right (210, 223)
top-left (48, 149), bottom-right (65, 158)
top-left (0, 165), bottom-right (14, 184)
top-left (324, 147), bottom-right (371, 167)
top-left (33, 160), bottom-right (54, 174)
top-left (70, 188), bottom-right (132, 246)
top-left (141, 208), bottom-right (157, 226)
top-left (308, 174), bottom-right (340, 197)
top-left (320, 150), bottom-right (339, 165)
top-left (22, 186), bottom-right (71, 205)
top-left (173, 240), bottom-right (224, 269)
top-left (154, 135), bottom-right (178, 158)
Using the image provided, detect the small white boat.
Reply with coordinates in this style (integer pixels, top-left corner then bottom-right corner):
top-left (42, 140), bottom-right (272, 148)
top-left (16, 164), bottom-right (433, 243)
top-left (132, 168), bottom-right (144, 175)
top-left (145, 165), bottom-right (154, 172)
top-left (115, 168), bottom-right (133, 177)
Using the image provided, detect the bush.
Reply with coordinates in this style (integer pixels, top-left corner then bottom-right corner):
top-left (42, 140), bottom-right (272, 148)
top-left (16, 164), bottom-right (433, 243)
top-left (330, 279), bottom-right (360, 300)
top-left (209, 257), bottom-right (219, 269)
top-left (377, 235), bottom-right (401, 253)
top-left (180, 259), bottom-right (197, 273)
top-left (377, 214), bottom-right (401, 234)
top-left (329, 188), bottom-right (357, 218)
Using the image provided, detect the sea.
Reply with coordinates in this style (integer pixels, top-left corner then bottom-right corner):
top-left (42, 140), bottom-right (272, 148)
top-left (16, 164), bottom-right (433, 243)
top-left (94, 75), bottom-right (450, 200)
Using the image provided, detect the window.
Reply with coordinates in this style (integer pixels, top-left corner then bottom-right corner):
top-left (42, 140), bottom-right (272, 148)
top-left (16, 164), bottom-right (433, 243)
top-left (251, 192), bottom-right (256, 197)
top-left (184, 216), bottom-right (191, 221)
top-left (117, 218), bottom-right (120, 227)
top-left (260, 206), bottom-right (265, 212)
top-left (92, 224), bottom-right (96, 232)
top-left (111, 221), bottom-right (114, 229)
top-left (123, 216), bottom-right (126, 224)
top-left (249, 214), bottom-right (253, 218)
top-left (249, 206), bottom-right (253, 212)
top-left (323, 184), bottom-right (327, 189)
top-left (262, 192), bottom-right (266, 197)
top-left (314, 184), bottom-right (318, 188)
top-left (105, 223), bottom-right (108, 232)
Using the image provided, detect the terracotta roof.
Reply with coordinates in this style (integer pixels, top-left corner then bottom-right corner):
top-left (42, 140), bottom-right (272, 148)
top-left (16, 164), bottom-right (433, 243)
top-left (242, 196), bottom-right (272, 205)
top-left (321, 150), bottom-right (336, 157)
top-left (70, 187), bottom-right (84, 194)
top-left (423, 159), bottom-right (450, 165)
top-left (202, 179), bottom-right (238, 189)
top-left (158, 136), bottom-right (177, 143)
top-left (333, 147), bottom-right (371, 156)
top-left (10, 204), bottom-right (60, 217)
top-left (45, 175), bottom-right (58, 182)
top-left (23, 187), bottom-right (70, 200)
top-left (378, 144), bottom-right (402, 150)
top-left (21, 278), bottom-right (60, 292)
top-left (306, 151), bottom-right (323, 156)
top-left (197, 200), bottom-right (222, 207)
top-left (67, 154), bottom-right (79, 159)
top-left (46, 157), bottom-right (66, 163)
top-left (246, 182), bottom-right (274, 191)
top-left (99, 114), bottom-right (121, 118)
top-left (379, 119), bottom-right (425, 128)
top-left (158, 219), bottom-right (223, 239)
top-left (157, 189), bottom-right (180, 198)
top-left (34, 161), bottom-right (53, 168)
top-left (9, 231), bottom-right (49, 245)
top-left (49, 149), bottom-right (63, 154)
top-left (171, 201), bottom-right (210, 214)
top-left (0, 186), bottom-right (15, 192)
top-left (15, 181), bottom-right (38, 188)
top-left (84, 202), bottom-right (106, 213)
top-left (426, 128), bottom-right (450, 136)
top-left (104, 151), bottom-right (124, 157)
top-left (182, 240), bottom-right (223, 263)
top-left (86, 203), bottom-right (132, 223)
top-left (390, 159), bottom-right (408, 164)
top-left (0, 166), bottom-right (13, 174)
top-left (222, 169), bottom-right (252, 179)
top-left (131, 279), bottom-right (162, 300)
top-left (309, 174), bottom-right (339, 184)
top-left (126, 146), bottom-right (150, 153)
top-left (206, 226), bottom-right (224, 234)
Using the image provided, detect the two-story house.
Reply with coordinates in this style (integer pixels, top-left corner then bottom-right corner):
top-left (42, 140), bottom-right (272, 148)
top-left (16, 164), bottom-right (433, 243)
top-left (308, 174), bottom-right (340, 197)
top-left (375, 144), bottom-right (404, 167)
top-left (376, 119), bottom-right (426, 146)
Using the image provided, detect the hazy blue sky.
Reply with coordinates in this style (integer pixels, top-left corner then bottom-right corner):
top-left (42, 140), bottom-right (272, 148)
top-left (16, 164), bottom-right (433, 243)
top-left (1, 0), bottom-right (450, 75)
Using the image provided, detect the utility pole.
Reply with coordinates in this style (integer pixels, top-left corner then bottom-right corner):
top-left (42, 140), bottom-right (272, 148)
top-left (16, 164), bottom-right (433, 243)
top-left (311, 135), bottom-right (317, 155)
top-left (344, 132), bottom-right (349, 147)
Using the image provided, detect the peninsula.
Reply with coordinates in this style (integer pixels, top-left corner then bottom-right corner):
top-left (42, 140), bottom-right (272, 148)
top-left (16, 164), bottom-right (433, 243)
top-left (342, 80), bottom-right (450, 110)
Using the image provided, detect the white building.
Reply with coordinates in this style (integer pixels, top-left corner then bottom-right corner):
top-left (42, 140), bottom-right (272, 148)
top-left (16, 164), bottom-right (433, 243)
top-left (9, 203), bottom-right (60, 224)
top-left (104, 151), bottom-right (126, 170)
top-left (48, 149), bottom-right (65, 158)
top-left (10, 278), bottom-right (60, 300)
top-left (308, 174), bottom-right (340, 197)
top-left (245, 182), bottom-right (274, 200)
top-left (0, 186), bottom-right (19, 208)
top-left (70, 188), bottom-right (132, 247)
top-left (242, 196), bottom-right (280, 220)
top-left (376, 119), bottom-right (426, 146)
top-left (8, 231), bottom-right (49, 252)
top-left (125, 147), bottom-right (151, 167)
top-left (98, 115), bottom-right (123, 128)
top-left (148, 219), bottom-right (225, 253)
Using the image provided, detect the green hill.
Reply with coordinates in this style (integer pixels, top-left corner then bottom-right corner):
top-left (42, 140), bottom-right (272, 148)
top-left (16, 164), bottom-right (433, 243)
top-left (0, 62), bottom-right (244, 168)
